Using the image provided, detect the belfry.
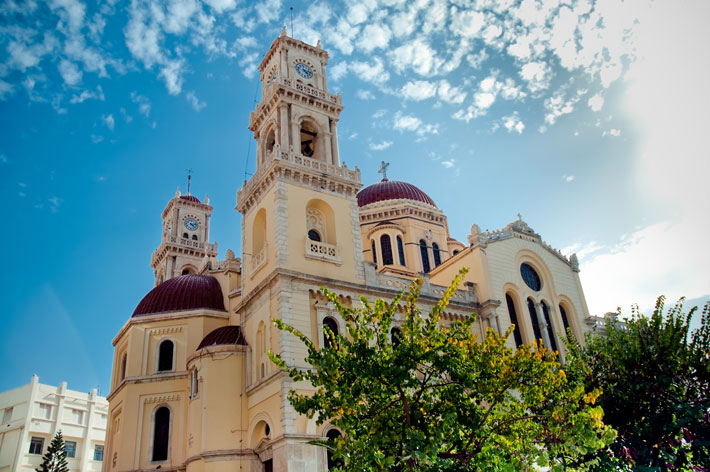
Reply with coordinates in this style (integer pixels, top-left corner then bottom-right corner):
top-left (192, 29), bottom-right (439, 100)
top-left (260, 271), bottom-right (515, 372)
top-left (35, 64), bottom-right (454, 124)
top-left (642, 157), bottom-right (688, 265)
top-left (103, 32), bottom-right (592, 472)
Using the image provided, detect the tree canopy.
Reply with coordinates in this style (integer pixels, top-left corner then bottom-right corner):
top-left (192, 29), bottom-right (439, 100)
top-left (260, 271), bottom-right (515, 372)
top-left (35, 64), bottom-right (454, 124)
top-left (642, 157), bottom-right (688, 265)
top-left (36, 431), bottom-right (69, 472)
top-left (566, 296), bottom-right (710, 471)
top-left (270, 269), bottom-right (615, 471)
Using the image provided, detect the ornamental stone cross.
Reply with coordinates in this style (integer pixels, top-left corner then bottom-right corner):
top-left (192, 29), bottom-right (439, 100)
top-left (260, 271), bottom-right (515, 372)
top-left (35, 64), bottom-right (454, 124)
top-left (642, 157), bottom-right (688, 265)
top-left (378, 160), bottom-right (390, 180)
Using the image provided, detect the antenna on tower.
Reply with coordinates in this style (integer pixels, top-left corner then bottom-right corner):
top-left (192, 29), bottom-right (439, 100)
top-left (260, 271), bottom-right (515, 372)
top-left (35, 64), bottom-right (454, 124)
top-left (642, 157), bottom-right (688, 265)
top-left (186, 168), bottom-right (193, 195)
top-left (290, 7), bottom-right (294, 37)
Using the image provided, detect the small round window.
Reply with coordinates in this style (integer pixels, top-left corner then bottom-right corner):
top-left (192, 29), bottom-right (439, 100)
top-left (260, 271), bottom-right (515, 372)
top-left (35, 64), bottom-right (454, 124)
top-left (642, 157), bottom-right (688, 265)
top-left (520, 263), bottom-right (542, 291)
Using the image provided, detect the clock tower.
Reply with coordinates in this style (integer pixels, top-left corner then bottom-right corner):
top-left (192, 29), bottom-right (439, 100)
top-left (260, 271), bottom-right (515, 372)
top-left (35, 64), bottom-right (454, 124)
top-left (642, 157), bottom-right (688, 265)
top-left (151, 188), bottom-right (217, 285)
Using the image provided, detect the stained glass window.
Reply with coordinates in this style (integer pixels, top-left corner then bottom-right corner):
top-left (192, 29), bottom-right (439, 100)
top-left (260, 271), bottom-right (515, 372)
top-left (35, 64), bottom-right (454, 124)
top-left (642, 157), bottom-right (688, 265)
top-left (420, 240), bottom-right (430, 273)
top-left (432, 243), bottom-right (441, 267)
top-left (397, 236), bottom-right (406, 266)
top-left (527, 299), bottom-right (543, 342)
top-left (506, 294), bottom-right (523, 347)
top-left (380, 234), bottom-right (393, 265)
top-left (520, 263), bottom-right (542, 291)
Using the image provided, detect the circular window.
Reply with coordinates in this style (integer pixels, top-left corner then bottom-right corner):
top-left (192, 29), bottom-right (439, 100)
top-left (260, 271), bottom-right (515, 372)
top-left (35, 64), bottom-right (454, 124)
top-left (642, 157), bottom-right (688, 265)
top-left (520, 263), bottom-right (542, 291)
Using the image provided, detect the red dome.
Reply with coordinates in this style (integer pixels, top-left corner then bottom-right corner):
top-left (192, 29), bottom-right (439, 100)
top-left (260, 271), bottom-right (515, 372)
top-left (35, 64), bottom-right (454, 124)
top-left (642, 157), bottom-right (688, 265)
top-left (180, 195), bottom-right (201, 203)
top-left (357, 179), bottom-right (436, 207)
top-left (132, 275), bottom-right (225, 317)
top-left (197, 326), bottom-right (248, 350)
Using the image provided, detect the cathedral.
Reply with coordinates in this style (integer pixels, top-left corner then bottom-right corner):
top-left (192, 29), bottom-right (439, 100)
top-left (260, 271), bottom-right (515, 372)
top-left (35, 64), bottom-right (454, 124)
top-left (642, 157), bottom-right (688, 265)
top-left (103, 30), bottom-right (592, 472)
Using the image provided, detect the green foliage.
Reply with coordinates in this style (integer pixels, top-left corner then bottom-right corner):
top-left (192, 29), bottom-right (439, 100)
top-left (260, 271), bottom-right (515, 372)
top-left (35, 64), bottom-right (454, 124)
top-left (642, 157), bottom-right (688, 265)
top-left (270, 268), bottom-right (615, 471)
top-left (36, 431), bottom-right (69, 472)
top-left (566, 296), bottom-right (710, 471)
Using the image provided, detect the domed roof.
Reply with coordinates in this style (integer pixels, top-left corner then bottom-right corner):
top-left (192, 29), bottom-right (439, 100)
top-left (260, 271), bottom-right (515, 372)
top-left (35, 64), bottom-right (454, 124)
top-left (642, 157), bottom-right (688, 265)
top-left (357, 179), bottom-right (436, 207)
top-left (197, 326), bottom-right (248, 350)
top-left (132, 275), bottom-right (225, 317)
top-left (180, 194), bottom-right (201, 203)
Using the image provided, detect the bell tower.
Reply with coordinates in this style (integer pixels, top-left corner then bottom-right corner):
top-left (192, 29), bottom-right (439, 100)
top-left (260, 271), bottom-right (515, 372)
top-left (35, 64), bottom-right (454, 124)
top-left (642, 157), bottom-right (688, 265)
top-left (151, 187), bottom-right (217, 285)
top-left (236, 30), bottom-right (363, 296)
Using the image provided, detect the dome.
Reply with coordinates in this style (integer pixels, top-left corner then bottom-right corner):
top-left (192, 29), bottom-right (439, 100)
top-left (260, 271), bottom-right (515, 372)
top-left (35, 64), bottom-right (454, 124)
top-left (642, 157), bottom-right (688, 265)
top-left (197, 326), bottom-right (248, 350)
top-left (357, 179), bottom-right (436, 207)
top-left (180, 195), bottom-right (201, 203)
top-left (132, 275), bottom-right (225, 317)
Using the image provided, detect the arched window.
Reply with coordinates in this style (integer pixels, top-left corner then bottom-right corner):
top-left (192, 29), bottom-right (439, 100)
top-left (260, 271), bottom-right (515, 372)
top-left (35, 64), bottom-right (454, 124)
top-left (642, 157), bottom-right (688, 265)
top-left (505, 294), bottom-right (523, 348)
top-left (541, 301), bottom-right (558, 352)
top-left (453, 250), bottom-right (459, 256)
top-left (152, 407), bottom-right (170, 461)
top-left (380, 235), bottom-right (394, 265)
top-left (391, 327), bottom-right (402, 348)
top-left (323, 317), bottom-right (338, 349)
top-left (182, 233), bottom-right (189, 239)
top-left (527, 299), bottom-right (543, 343)
top-left (371, 240), bottom-right (377, 269)
top-left (397, 236), bottom-right (406, 266)
top-left (181, 269), bottom-right (191, 275)
top-left (191, 234), bottom-right (197, 240)
top-left (559, 304), bottom-right (571, 333)
top-left (432, 243), bottom-right (441, 267)
top-left (257, 321), bottom-right (267, 380)
top-left (420, 240), bottom-right (430, 273)
top-left (120, 353), bottom-right (127, 381)
top-left (308, 229), bottom-right (321, 242)
top-left (300, 121), bottom-right (318, 158)
top-left (157, 340), bottom-right (174, 372)
top-left (326, 429), bottom-right (344, 470)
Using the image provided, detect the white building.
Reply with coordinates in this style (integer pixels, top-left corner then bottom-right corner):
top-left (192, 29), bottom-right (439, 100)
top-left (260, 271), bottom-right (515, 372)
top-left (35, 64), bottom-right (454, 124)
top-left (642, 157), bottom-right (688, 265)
top-left (0, 375), bottom-right (108, 472)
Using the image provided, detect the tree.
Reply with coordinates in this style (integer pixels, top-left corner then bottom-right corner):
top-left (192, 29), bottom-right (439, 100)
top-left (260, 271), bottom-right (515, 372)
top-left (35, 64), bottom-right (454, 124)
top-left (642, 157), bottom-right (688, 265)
top-left (36, 431), bottom-right (69, 472)
top-left (566, 296), bottom-right (710, 471)
top-left (270, 269), bottom-right (615, 471)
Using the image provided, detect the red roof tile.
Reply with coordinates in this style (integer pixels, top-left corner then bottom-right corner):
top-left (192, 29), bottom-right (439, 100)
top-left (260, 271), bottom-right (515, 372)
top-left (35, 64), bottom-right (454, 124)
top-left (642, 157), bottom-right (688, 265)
top-left (197, 326), bottom-right (248, 349)
top-left (132, 275), bottom-right (225, 317)
top-left (357, 179), bottom-right (436, 207)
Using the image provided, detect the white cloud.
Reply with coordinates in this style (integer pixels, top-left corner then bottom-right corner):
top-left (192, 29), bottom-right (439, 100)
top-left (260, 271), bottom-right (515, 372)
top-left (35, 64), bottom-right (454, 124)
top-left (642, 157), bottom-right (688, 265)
top-left (390, 38), bottom-right (441, 76)
top-left (131, 92), bottom-right (151, 117)
top-left (369, 140), bottom-right (392, 151)
top-left (360, 23), bottom-right (392, 52)
top-left (159, 59), bottom-right (185, 95)
top-left (185, 91), bottom-right (206, 111)
top-left (450, 8), bottom-right (485, 37)
top-left (203, 0), bottom-right (237, 13)
top-left (544, 89), bottom-right (584, 125)
top-left (608, 128), bottom-right (621, 137)
top-left (0, 80), bottom-right (14, 100)
top-left (329, 62), bottom-right (348, 81)
top-left (254, 0), bottom-right (281, 23)
top-left (401, 80), bottom-right (437, 101)
top-left (562, 174), bottom-right (575, 182)
top-left (356, 89), bottom-right (375, 100)
top-left (102, 113), bottom-right (115, 131)
top-left (587, 93), bottom-right (604, 112)
top-left (70, 86), bottom-right (104, 104)
top-left (350, 58), bottom-right (389, 84)
top-left (519, 61), bottom-right (551, 93)
top-left (441, 159), bottom-right (455, 169)
top-left (393, 111), bottom-right (439, 136)
top-left (437, 80), bottom-right (467, 104)
top-left (58, 59), bottom-right (82, 85)
top-left (48, 196), bottom-right (63, 212)
top-left (501, 112), bottom-right (525, 134)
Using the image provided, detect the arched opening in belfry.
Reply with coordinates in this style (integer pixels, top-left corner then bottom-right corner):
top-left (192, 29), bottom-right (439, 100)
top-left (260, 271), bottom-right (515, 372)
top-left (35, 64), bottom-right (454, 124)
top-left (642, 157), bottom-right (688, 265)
top-left (265, 128), bottom-right (276, 155)
top-left (300, 120), bottom-right (318, 159)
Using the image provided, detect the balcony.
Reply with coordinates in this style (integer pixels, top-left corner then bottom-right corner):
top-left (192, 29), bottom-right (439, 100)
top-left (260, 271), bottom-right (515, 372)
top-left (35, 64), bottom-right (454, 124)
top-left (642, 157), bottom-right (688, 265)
top-left (305, 239), bottom-right (341, 264)
top-left (165, 235), bottom-right (217, 253)
top-left (251, 246), bottom-right (267, 276)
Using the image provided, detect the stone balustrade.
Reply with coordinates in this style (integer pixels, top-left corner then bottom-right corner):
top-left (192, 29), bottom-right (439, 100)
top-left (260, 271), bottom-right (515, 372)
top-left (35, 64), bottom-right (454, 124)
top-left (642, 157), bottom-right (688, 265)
top-left (251, 246), bottom-right (267, 274)
top-left (305, 239), bottom-right (341, 264)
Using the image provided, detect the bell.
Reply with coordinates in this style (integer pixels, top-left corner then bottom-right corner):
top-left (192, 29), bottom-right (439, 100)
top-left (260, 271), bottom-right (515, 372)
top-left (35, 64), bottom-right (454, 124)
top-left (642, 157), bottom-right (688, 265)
top-left (303, 142), bottom-right (314, 157)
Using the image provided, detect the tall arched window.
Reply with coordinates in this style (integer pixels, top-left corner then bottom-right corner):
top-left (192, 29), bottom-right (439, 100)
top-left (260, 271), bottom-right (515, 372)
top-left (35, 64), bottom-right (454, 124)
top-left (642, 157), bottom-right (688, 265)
top-left (541, 301), bottom-right (558, 352)
top-left (326, 429), bottom-right (344, 470)
top-left (527, 299), bottom-right (543, 343)
top-left (120, 353), bottom-right (127, 381)
top-left (308, 229), bottom-right (321, 241)
top-left (157, 340), bottom-right (174, 372)
top-left (323, 317), bottom-right (338, 349)
top-left (420, 240), bottom-right (430, 273)
top-left (559, 304), bottom-right (570, 333)
top-left (152, 407), bottom-right (170, 461)
top-left (397, 236), bottom-right (406, 266)
top-left (371, 240), bottom-right (377, 269)
top-left (505, 294), bottom-right (523, 348)
top-left (432, 243), bottom-right (441, 267)
top-left (300, 121), bottom-right (318, 158)
top-left (380, 234), bottom-right (394, 265)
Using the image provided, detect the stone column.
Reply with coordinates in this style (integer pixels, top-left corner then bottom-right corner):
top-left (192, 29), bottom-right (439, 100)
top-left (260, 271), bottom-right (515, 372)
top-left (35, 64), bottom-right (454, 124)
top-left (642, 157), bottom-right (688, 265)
top-left (279, 104), bottom-right (289, 151)
top-left (323, 131), bottom-right (333, 165)
top-left (330, 119), bottom-right (340, 165)
top-left (291, 120), bottom-right (300, 156)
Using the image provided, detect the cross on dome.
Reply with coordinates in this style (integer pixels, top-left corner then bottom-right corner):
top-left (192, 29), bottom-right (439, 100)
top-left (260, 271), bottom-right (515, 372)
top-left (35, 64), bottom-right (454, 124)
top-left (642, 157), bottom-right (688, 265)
top-left (378, 161), bottom-right (390, 181)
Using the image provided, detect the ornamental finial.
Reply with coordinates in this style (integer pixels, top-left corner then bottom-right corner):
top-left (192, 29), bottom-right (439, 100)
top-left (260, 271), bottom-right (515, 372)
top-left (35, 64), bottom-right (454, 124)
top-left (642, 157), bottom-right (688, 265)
top-left (378, 160), bottom-right (390, 181)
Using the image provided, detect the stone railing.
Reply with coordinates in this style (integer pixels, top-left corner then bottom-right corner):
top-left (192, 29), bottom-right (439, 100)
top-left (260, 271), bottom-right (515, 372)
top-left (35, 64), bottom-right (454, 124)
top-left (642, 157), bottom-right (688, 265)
top-left (165, 236), bottom-right (217, 253)
top-left (251, 246), bottom-right (266, 275)
top-left (237, 146), bottom-right (361, 206)
top-left (263, 76), bottom-right (341, 105)
top-left (305, 239), bottom-right (341, 264)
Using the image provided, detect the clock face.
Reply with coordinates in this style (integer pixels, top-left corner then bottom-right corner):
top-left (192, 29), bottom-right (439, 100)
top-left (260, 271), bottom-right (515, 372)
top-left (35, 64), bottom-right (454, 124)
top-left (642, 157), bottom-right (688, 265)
top-left (295, 63), bottom-right (313, 79)
top-left (184, 218), bottom-right (199, 231)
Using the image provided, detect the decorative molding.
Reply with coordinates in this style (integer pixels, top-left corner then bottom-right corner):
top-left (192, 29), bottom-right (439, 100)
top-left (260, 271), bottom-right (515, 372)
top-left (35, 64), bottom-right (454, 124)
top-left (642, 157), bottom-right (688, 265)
top-left (149, 326), bottom-right (183, 336)
top-left (144, 393), bottom-right (181, 404)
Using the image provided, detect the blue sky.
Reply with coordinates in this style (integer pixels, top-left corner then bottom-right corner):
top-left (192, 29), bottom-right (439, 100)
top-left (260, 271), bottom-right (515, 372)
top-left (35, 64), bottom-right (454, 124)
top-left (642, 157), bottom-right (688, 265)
top-left (1, 0), bottom-right (708, 394)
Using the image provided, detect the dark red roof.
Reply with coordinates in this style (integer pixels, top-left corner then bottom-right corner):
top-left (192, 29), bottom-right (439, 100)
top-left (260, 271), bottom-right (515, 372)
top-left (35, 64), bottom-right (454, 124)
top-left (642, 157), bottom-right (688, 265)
top-left (180, 195), bottom-right (201, 203)
top-left (132, 275), bottom-right (225, 317)
top-left (357, 179), bottom-right (436, 207)
top-left (197, 326), bottom-right (248, 349)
